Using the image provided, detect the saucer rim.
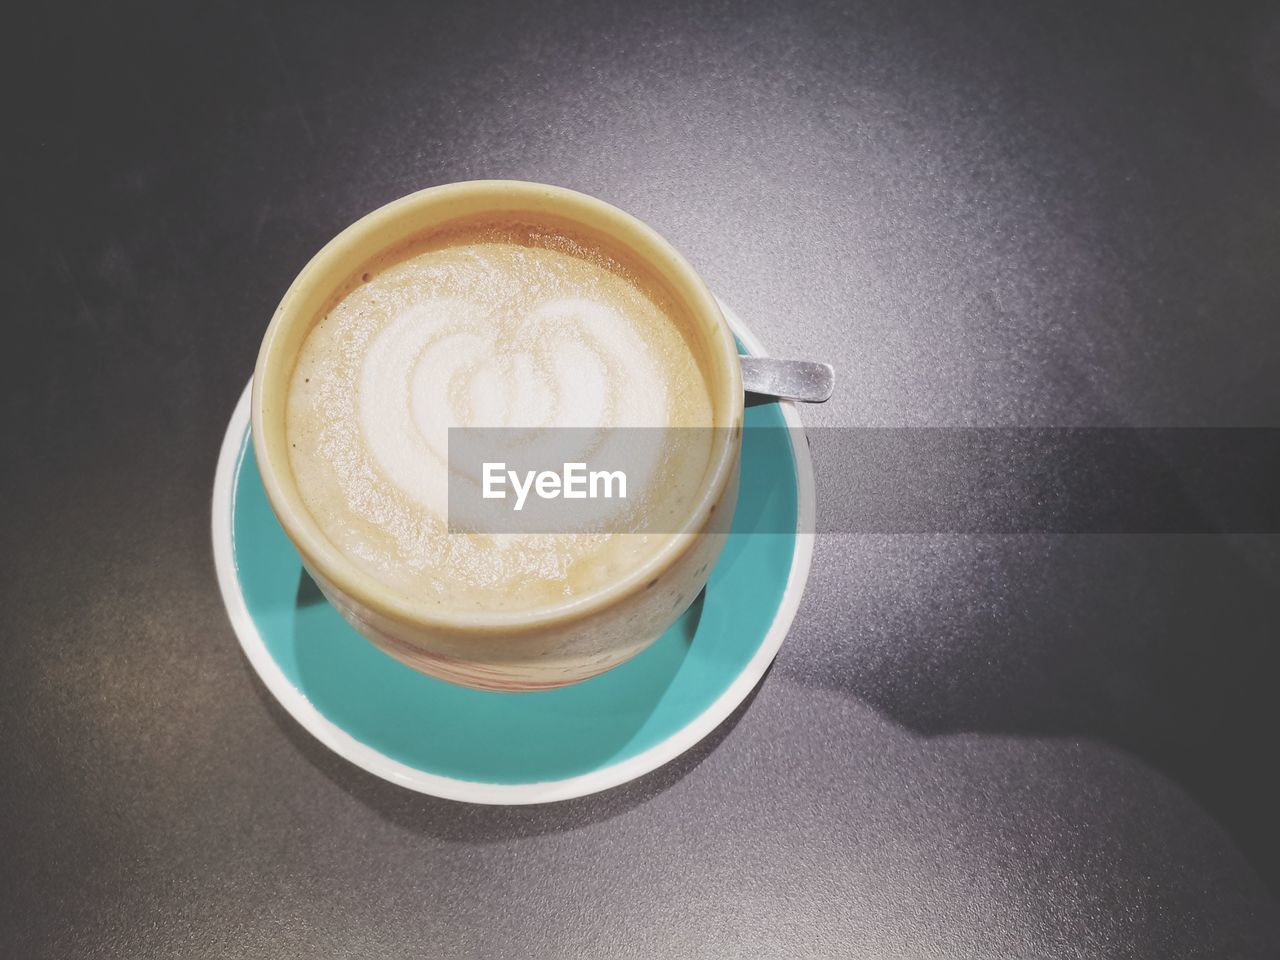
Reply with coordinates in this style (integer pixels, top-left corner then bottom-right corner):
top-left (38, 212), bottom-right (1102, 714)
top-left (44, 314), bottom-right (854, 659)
top-left (211, 300), bottom-right (815, 804)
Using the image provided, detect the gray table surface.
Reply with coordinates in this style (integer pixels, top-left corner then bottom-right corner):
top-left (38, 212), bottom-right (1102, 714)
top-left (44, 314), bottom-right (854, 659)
top-left (5, 1), bottom-right (1279, 956)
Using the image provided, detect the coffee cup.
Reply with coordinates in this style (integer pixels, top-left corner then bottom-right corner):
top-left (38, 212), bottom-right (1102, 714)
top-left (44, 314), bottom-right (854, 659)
top-left (252, 181), bottom-right (742, 691)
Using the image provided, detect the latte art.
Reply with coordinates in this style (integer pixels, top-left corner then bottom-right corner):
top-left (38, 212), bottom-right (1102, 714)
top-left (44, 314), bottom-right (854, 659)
top-left (286, 221), bottom-right (715, 613)
top-left (358, 294), bottom-right (668, 524)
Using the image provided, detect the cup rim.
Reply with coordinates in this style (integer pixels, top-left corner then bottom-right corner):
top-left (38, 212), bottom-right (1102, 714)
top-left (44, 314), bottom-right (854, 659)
top-left (251, 180), bottom-right (743, 633)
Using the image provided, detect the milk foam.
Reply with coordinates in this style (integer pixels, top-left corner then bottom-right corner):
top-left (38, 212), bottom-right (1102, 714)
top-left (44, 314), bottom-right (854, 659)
top-left (286, 225), bottom-right (713, 613)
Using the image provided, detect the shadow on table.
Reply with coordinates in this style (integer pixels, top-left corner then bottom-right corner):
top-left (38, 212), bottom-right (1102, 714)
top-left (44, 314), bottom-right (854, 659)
top-left (246, 659), bottom-right (770, 841)
top-left (789, 533), bottom-right (1280, 891)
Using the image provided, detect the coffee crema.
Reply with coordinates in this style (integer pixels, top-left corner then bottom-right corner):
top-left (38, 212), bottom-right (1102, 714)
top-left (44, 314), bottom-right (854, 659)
top-left (285, 218), bottom-right (716, 613)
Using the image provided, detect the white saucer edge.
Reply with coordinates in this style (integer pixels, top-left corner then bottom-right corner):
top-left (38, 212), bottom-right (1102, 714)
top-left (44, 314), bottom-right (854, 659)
top-left (211, 299), bottom-right (816, 804)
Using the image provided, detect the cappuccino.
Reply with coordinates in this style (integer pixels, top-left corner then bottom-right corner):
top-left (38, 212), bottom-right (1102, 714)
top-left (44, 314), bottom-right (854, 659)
top-left (285, 218), bottom-right (716, 614)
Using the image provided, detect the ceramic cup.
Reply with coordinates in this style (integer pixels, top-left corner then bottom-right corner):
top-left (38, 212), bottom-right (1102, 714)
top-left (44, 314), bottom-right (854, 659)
top-left (252, 181), bottom-right (743, 691)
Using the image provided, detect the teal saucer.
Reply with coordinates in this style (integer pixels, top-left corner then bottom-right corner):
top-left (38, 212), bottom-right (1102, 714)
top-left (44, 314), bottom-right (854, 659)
top-left (212, 303), bottom-right (814, 803)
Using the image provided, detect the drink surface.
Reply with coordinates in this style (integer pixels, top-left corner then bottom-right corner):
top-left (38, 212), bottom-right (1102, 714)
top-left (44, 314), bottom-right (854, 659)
top-left (285, 219), bottom-right (715, 614)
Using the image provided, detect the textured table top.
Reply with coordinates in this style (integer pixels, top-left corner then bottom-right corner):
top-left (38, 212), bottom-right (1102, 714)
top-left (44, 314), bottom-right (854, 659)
top-left (5, 1), bottom-right (1279, 956)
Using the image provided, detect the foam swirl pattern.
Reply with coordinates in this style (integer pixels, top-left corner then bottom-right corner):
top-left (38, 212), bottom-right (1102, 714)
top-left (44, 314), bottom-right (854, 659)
top-left (286, 229), bottom-right (714, 614)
